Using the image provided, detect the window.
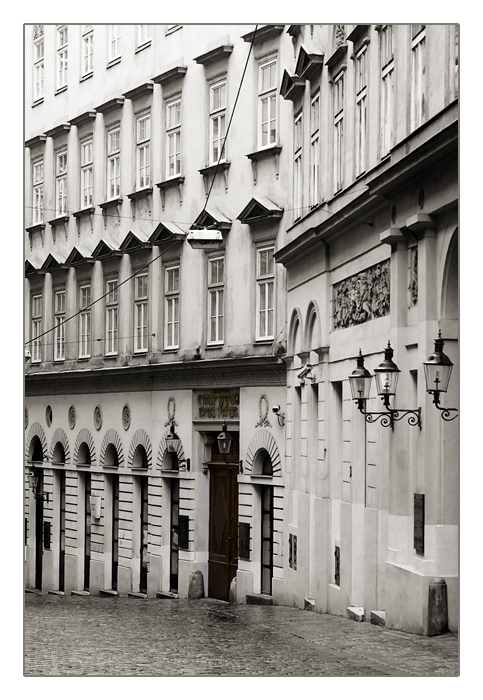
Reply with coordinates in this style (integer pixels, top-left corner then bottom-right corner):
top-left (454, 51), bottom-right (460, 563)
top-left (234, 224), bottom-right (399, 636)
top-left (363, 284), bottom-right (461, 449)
top-left (107, 127), bottom-right (120, 199)
top-left (165, 265), bottom-right (180, 349)
top-left (108, 25), bottom-right (121, 62)
top-left (79, 285), bottom-right (91, 358)
top-left (380, 25), bottom-right (395, 157)
top-left (54, 290), bottom-right (66, 361)
top-left (411, 26), bottom-right (426, 130)
top-left (82, 26), bottom-right (94, 76)
top-left (136, 114), bottom-right (150, 189)
top-left (31, 294), bottom-right (42, 362)
top-left (208, 256), bottom-right (224, 345)
top-left (134, 273), bottom-right (148, 353)
top-left (210, 80), bottom-right (226, 164)
top-left (355, 46), bottom-right (368, 176)
top-left (309, 92), bottom-right (320, 208)
top-left (56, 150), bottom-right (68, 216)
top-left (56, 25), bottom-right (68, 90)
top-left (105, 280), bottom-right (118, 355)
top-left (293, 111), bottom-right (303, 221)
top-left (33, 33), bottom-right (44, 101)
top-left (137, 25), bottom-right (150, 47)
top-left (32, 159), bottom-right (43, 224)
top-left (80, 140), bottom-right (93, 208)
top-left (166, 99), bottom-right (181, 178)
top-left (333, 71), bottom-right (345, 192)
top-left (256, 247), bottom-right (275, 340)
top-left (258, 58), bottom-right (277, 148)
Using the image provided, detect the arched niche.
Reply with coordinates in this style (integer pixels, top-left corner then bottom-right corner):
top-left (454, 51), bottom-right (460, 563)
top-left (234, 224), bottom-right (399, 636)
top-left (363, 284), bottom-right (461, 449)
top-left (442, 227), bottom-right (458, 320)
top-left (74, 428), bottom-right (96, 466)
top-left (100, 429), bottom-right (124, 468)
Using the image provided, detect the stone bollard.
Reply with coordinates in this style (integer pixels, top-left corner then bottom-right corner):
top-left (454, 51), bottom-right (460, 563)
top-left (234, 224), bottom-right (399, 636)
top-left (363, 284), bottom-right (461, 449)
top-left (188, 570), bottom-right (204, 600)
top-left (427, 577), bottom-right (448, 636)
top-left (229, 577), bottom-right (237, 605)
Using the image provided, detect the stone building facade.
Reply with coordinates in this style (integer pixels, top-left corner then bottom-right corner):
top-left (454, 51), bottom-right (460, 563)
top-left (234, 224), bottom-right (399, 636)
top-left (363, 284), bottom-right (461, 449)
top-left (24, 24), bottom-right (458, 634)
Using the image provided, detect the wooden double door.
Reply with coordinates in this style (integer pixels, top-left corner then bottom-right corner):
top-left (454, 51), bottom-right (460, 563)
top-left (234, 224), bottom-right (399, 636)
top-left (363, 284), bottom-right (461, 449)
top-left (208, 464), bottom-right (238, 601)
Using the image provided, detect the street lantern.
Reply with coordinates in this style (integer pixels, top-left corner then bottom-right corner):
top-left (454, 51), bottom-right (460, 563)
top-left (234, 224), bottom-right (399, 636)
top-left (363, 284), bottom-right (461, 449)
top-left (424, 331), bottom-right (458, 421)
top-left (165, 423), bottom-right (180, 453)
top-left (349, 350), bottom-right (373, 407)
top-left (373, 341), bottom-right (400, 403)
top-left (217, 423), bottom-right (232, 459)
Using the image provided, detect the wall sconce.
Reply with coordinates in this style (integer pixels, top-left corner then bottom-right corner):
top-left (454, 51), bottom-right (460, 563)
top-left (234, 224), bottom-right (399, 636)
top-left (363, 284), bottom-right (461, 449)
top-left (165, 423), bottom-right (190, 471)
top-left (217, 423), bottom-right (243, 473)
top-left (423, 331), bottom-right (458, 421)
top-left (297, 364), bottom-right (315, 385)
top-left (28, 471), bottom-right (49, 501)
top-left (272, 405), bottom-right (286, 426)
top-left (349, 343), bottom-right (421, 429)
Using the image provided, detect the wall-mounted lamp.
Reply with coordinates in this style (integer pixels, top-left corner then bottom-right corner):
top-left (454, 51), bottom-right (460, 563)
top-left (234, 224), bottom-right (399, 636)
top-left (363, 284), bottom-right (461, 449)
top-left (297, 364), bottom-right (315, 385)
top-left (349, 343), bottom-right (421, 429)
top-left (28, 471), bottom-right (49, 501)
top-left (165, 423), bottom-right (190, 471)
top-left (186, 229), bottom-right (223, 250)
top-left (423, 331), bottom-right (458, 421)
top-left (216, 423), bottom-right (243, 473)
top-left (272, 405), bottom-right (286, 426)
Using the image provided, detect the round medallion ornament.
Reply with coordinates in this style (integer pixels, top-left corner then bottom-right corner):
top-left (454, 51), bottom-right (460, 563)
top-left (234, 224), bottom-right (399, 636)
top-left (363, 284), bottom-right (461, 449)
top-left (45, 405), bottom-right (53, 427)
top-left (167, 397), bottom-right (176, 423)
top-left (94, 405), bottom-right (102, 431)
top-left (68, 405), bottom-right (76, 430)
top-left (255, 394), bottom-right (271, 428)
top-left (25, 407), bottom-right (28, 430)
top-left (122, 404), bottom-right (131, 431)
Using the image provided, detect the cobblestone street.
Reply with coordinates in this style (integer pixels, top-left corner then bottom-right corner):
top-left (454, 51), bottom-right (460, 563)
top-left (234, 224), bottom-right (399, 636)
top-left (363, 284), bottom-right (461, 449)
top-left (24, 592), bottom-right (459, 677)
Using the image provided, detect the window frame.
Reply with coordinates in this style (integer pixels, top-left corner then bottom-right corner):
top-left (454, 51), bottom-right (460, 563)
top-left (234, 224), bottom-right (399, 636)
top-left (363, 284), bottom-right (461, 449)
top-left (380, 25), bottom-right (395, 158)
top-left (31, 293), bottom-right (42, 363)
top-left (32, 158), bottom-right (44, 224)
top-left (258, 57), bottom-right (278, 149)
top-left (333, 70), bottom-right (345, 193)
top-left (80, 139), bottom-right (93, 208)
top-left (81, 26), bottom-right (94, 77)
top-left (207, 255), bottom-right (225, 346)
top-left (136, 113), bottom-right (151, 189)
top-left (137, 24), bottom-right (150, 48)
top-left (107, 126), bottom-right (121, 199)
top-left (56, 25), bottom-right (68, 90)
top-left (33, 34), bottom-right (44, 101)
top-left (209, 79), bottom-right (227, 165)
top-left (54, 289), bottom-right (66, 361)
top-left (105, 278), bottom-right (119, 356)
top-left (293, 110), bottom-right (303, 221)
top-left (256, 246), bottom-right (275, 341)
top-left (166, 98), bottom-right (181, 178)
top-left (79, 284), bottom-right (91, 359)
top-left (355, 45), bottom-right (368, 176)
top-left (108, 25), bottom-right (121, 63)
top-left (164, 264), bottom-right (180, 350)
top-left (411, 26), bottom-right (426, 130)
top-left (309, 91), bottom-right (320, 208)
top-left (134, 272), bottom-right (148, 353)
top-left (55, 150), bottom-right (68, 216)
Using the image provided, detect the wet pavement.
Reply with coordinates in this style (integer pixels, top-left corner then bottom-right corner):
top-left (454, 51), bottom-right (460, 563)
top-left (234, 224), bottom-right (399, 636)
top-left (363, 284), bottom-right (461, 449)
top-left (24, 592), bottom-right (459, 677)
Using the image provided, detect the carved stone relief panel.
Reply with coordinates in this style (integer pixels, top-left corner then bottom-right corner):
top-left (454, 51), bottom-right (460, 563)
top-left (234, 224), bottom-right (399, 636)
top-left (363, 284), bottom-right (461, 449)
top-left (332, 259), bottom-right (390, 329)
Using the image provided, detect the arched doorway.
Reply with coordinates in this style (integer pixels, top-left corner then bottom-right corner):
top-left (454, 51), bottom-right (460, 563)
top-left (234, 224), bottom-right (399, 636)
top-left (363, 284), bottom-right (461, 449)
top-left (254, 448), bottom-right (274, 595)
top-left (28, 435), bottom-right (45, 590)
top-left (76, 441), bottom-right (93, 591)
top-left (52, 442), bottom-right (66, 592)
top-left (104, 443), bottom-right (120, 591)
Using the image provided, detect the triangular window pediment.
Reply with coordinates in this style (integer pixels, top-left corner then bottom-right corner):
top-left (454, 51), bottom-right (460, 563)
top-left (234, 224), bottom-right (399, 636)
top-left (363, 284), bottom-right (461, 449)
top-left (193, 207), bottom-right (231, 231)
top-left (92, 239), bottom-right (122, 259)
top-left (119, 230), bottom-right (151, 253)
top-left (280, 70), bottom-right (305, 101)
top-left (295, 45), bottom-right (325, 81)
top-left (64, 246), bottom-right (94, 267)
top-left (149, 221), bottom-right (186, 245)
top-left (40, 253), bottom-right (67, 272)
top-left (238, 197), bottom-right (283, 225)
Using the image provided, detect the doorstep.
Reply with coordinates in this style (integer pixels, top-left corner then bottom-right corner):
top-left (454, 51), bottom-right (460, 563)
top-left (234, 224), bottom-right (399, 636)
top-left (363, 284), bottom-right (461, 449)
top-left (71, 590), bottom-right (90, 596)
top-left (99, 589), bottom-right (119, 597)
top-left (48, 590), bottom-right (65, 596)
top-left (246, 593), bottom-right (273, 605)
top-left (347, 606), bottom-right (365, 622)
top-left (156, 591), bottom-right (178, 599)
top-left (128, 592), bottom-right (148, 599)
top-left (371, 610), bottom-right (386, 626)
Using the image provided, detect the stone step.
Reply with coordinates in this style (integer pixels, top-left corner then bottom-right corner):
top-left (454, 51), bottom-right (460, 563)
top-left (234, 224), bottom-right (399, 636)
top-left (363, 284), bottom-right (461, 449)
top-left (156, 591), bottom-right (178, 599)
top-left (347, 606), bottom-right (364, 622)
top-left (304, 598), bottom-right (316, 612)
top-left (99, 589), bottom-right (119, 597)
top-left (246, 593), bottom-right (273, 605)
top-left (128, 592), bottom-right (148, 599)
top-left (48, 590), bottom-right (65, 596)
top-left (71, 590), bottom-right (90, 596)
top-left (371, 610), bottom-right (386, 626)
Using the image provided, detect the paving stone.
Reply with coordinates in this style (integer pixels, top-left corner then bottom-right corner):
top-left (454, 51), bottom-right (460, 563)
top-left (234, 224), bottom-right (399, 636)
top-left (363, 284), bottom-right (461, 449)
top-left (24, 594), bottom-right (459, 677)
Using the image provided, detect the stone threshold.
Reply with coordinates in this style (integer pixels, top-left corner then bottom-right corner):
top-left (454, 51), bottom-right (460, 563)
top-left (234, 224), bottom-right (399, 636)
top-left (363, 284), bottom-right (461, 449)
top-left (71, 590), bottom-right (90, 596)
top-left (246, 593), bottom-right (273, 605)
top-left (128, 592), bottom-right (148, 599)
top-left (48, 590), bottom-right (65, 596)
top-left (347, 606), bottom-right (364, 622)
top-left (156, 591), bottom-right (178, 599)
top-left (25, 588), bottom-right (42, 595)
top-left (99, 589), bottom-right (119, 597)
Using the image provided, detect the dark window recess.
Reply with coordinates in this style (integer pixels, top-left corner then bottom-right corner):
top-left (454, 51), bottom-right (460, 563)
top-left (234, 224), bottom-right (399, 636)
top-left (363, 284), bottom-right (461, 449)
top-left (334, 545), bottom-right (340, 586)
top-left (289, 533), bottom-right (297, 570)
top-left (43, 521), bottom-right (51, 550)
top-left (178, 514), bottom-right (189, 550)
top-left (25, 518), bottom-right (28, 545)
top-left (414, 493), bottom-right (425, 554)
top-left (239, 522), bottom-right (251, 560)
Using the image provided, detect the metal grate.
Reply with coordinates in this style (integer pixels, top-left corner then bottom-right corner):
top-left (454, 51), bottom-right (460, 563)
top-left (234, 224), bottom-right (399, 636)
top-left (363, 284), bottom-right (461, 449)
top-left (238, 522), bottom-right (250, 560)
top-left (334, 545), bottom-right (340, 585)
top-left (43, 521), bottom-right (51, 550)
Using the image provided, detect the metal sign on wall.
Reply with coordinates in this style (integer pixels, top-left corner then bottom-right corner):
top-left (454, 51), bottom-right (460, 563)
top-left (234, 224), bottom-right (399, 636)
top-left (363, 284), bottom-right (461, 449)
top-left (193, 389), bottom-right (240, 420)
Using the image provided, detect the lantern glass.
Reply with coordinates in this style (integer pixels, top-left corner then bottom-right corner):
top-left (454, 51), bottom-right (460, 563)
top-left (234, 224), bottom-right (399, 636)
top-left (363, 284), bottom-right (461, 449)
top-left (217, 424), bottom-right (232, 457)
top-left (349, 373), bottom-right (372, 401)
top-left (374, 368), bottom-right (399, 397)
top-left (28, 472), bottom-right (38, 490)
top-left (166, 427), bottom-right (180, 453)
top-left (424, 361), bottom-right (453, 394)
